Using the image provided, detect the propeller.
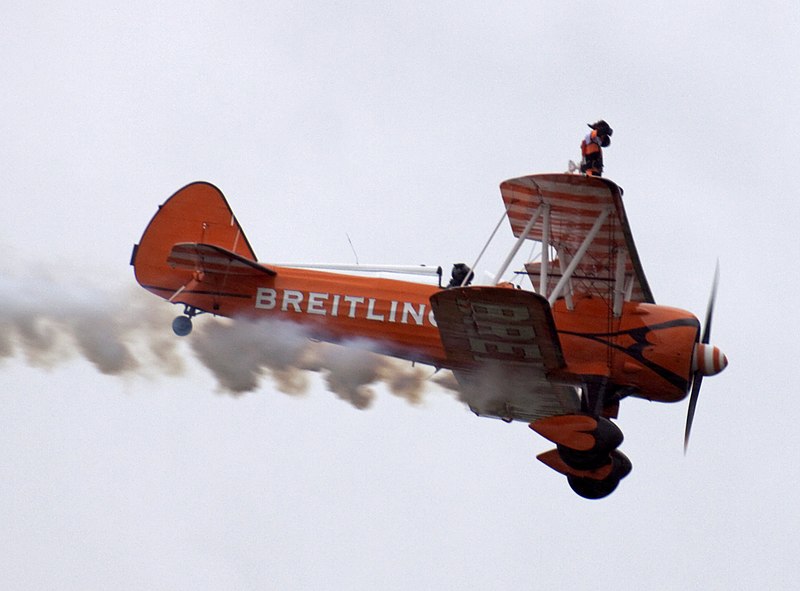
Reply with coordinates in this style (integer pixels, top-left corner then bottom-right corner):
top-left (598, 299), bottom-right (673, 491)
top-left (684, 262), bottom-right (728, 452)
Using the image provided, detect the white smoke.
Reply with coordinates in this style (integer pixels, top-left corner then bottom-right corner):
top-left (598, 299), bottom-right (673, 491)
top-left (0, 272), bottom-right (183, 376)
top-left (190, 319), bottom-right (429, 408)
top-left (0, 269), bottom-right (440, 409)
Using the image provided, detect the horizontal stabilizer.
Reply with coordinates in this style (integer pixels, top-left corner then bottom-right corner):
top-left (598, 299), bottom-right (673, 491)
top-left (168, 243), bottom-right (277, 277)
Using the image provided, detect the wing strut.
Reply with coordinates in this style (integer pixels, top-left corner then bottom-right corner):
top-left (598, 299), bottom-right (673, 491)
top-left (613, 248), bottom-right (628, 317)
top-left (490, 197), bottom-right (617, 311)
top-left (539, 204), bottom-right (551, 295)
top-left (547, 206), bottom-right (613, 307)
top-left (465, 205), bottom-right (511, 287)
top-left (556, 247), bottom-right (575, 309)
top-left (493, 204), bottom-right (545, 284)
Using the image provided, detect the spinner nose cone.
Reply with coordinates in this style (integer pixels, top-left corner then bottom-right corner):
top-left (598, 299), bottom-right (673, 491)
top-left (692, 343), bottom-right (728, 376)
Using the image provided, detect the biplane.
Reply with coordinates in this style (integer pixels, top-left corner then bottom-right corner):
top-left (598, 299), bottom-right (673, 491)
top-left (131, 173), bottom-right (727, 499)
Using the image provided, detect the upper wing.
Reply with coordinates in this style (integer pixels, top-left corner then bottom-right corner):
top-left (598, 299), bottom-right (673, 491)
top-left (430, 286), bottom-right (580, 422)
top-left (500, 173), bottom-right (654, 308)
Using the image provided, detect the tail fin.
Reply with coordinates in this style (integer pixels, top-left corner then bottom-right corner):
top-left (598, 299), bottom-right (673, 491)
top-left (131, 181), bottom-right (260, 302)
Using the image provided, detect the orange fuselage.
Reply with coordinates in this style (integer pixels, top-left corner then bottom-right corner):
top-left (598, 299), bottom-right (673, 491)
top-left (141, 267), bottom-right (698, 404)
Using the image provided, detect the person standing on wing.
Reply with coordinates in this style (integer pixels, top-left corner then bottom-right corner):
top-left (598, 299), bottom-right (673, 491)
top-left (580, 120), bottom-right (613, 177)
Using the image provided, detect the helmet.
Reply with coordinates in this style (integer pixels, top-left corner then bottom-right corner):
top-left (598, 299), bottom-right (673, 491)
top-left (588, 120), bottom-right (613, 136)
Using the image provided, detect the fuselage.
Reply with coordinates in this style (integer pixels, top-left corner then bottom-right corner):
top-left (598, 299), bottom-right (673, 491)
top-left (152, 266), bottom-right (698, 404)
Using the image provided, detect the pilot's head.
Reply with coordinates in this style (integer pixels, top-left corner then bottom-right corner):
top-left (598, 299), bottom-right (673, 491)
top-left (588, 120), bottom-right (613, 146)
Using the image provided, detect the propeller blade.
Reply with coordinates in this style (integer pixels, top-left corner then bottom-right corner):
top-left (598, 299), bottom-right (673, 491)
top-left (701, 261), bottom-right (720, 345)
top-left (684, 373), bottom-right (703, 453)
top-left (685, 262), bottom-right (720, 453)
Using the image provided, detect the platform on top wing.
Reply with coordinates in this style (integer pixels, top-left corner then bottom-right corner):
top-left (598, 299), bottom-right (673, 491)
top-left (500, 173), bottom-right (654, 305)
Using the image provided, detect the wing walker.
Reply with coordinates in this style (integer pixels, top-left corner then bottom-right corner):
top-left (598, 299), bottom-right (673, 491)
top-left (131, 171), bottom-right (728, 499)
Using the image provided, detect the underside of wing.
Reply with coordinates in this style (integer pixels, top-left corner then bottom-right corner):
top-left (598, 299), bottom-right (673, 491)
top-left (430, 286), bottom-right (580, 422)
top-left (500, 173), bottom-right (654, 310)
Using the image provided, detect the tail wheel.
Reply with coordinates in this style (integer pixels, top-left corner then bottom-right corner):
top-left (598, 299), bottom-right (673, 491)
top-left (172, 305), bottom-right (203, 337)
top-left (172, 315), bottom-right (193, 336)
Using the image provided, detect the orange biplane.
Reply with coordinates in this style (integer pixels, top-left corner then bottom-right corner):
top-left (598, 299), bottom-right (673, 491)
top-left (131, 173), bottom-right (727, 499)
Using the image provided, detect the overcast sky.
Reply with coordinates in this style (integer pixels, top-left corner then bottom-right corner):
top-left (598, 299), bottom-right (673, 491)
top-left (2, 2), bottom-right (799, 589)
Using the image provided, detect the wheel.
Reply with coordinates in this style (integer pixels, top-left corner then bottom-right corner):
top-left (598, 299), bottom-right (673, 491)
top-left (566, 450), bottom-right (633, 500)
top-left (172, 315), bottom-right (193, 336)
top-left (567, 473), bottom-right (621, 499)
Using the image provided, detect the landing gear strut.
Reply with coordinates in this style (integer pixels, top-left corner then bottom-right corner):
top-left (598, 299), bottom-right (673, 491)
top-left (172, 305), bottom-right (202, 337)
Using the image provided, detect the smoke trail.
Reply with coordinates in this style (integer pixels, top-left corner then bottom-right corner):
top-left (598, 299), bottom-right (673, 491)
top-left (0, 269), bottom-right (438, 409)
top-left (189, 317), bottom-right (429, 408)
top-left (0, 271), bottom-right (183, 376)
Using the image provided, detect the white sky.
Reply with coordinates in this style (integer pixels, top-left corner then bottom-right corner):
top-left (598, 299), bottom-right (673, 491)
top-left (2, 1), bottom-right (799, 589)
